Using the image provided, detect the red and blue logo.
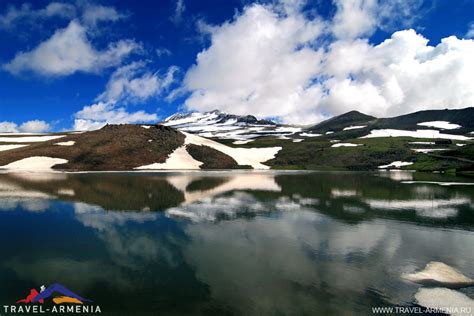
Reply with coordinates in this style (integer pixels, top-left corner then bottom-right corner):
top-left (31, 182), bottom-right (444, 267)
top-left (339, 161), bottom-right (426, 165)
top-left (16, 283), bottom-right (91, 305)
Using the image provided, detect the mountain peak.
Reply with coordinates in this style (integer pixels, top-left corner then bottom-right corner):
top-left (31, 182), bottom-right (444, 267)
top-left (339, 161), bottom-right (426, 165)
top-left (162, 110), bottom-right (298, 141)
top-left (308, 110), bottom-right (376, 133)
top-left (336, 110), bottom-right (376, 120)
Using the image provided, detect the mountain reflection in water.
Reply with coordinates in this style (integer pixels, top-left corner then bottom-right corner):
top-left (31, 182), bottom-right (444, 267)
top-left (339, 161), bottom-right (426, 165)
top-left (0, 171), bottom-right (472, 315)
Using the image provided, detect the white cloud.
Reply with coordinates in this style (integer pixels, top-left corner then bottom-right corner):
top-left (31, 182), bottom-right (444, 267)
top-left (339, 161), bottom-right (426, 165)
top-left (97, 62), bottom-right (178, 104)
top-left (73, 102), bottom-right (158, 131)
top-left (183, 4), bottom-right (325, 123)
top-left (3, 20), bottom-right (140, 76)
top-left (156, 48), bottom-right (172, 58)
top-left (331, 0), bottom-right (377, 39)
top-left (0, 2), bottom-right (125, 30)
top-left (331, 0), bottom-right (423, 39)
top-left (0, 120), bottom-right (51, 133)
top-left (0, 122), bottom-right (19, 133)
top-left (321, 30), bottom-right (474, 117)
top-left (82, 4), bottom-right (125, 27)
top-left (19, 120), bottom-right (51, 133)
top-left (181, 2), bottom-right (474, 124)
top-left (467, 23), bottom-right (474, 39)
top-left (172, 0), bottom-right (186, 23)
top-left (72, 62), bottom-right (177, 131)
top-left (0, 2), bottom-right (76, 29)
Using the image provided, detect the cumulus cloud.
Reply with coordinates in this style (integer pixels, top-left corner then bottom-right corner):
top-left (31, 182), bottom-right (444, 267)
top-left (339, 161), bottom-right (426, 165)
top-left (0, 122), bottom-right (19, 133)
top-left (321, 30), bottom-right (474, 117)
top-left (331, 0), bottom-right (423, 39)
top-left (181, 1), bottom-right (474, 124)
top-left (331, 0), bottom-right (377, 39)
top-left (183, 4), bottom-right (325, 123)
top-left (73, 102), bottom-right (158, 131)
top-left (97, 62), bottom-right (178, 104)
top-left (3, 20), bottom-right (140, 76)
top-left (0, 120), bottom-right (51, 133)
top-left (72, 62), bottom-right (177, 130)
top-left (18, 120), bottom-right (51, 133)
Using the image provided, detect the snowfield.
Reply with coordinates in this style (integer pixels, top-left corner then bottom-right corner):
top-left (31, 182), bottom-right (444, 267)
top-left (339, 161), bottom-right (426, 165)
top-left (0, 135), bottom-right (66, 143)
top-left (0, 156), bottom-right (68, 171)
top-left (55, 141), bottom-right (75, 146)
top-left (164, 110), bottom-right (302, 141)
top-left (378, 161), bottom-right (413, 169)
top-left (300, 132), bottom-right (321, 137)
top-left (361, 129), bottom-right (471, 141)
top-left (233, 140), bottom-right (253, 145)
top-left (417, 121), bottom-right (461, 130)
top-left (413, 148), bottom-right (448, 153)
top-left (331, 143), bottom-right (361, 148)
top-left (0, 145), bottom-right (28, 151)
top-left (136, 145), bottom-right (203, 170)
top-left (343, 125), bottom-right (366, 131)
top-left (136, 132), bottom-right (281, 170)
top-left (409, 141), bottom-right (435, 145)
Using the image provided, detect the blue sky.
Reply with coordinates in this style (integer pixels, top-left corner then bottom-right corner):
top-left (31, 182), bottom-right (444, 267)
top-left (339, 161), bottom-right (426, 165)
top-left (1, 0), bottom-right (474, 132)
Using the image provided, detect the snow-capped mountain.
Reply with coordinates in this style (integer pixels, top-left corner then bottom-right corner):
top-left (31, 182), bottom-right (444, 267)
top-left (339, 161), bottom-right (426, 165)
top-left (163, 110), bottom-right (302, 142)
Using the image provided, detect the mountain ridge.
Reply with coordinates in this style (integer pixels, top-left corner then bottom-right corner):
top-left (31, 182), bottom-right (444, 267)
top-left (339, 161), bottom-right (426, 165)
top-left (163, 109), bottom-right (301, 141)
top-left (0, 107), bottom-right (473, 173)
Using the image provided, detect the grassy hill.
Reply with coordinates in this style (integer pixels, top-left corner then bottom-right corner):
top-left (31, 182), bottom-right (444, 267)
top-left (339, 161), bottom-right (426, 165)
top-left (373, 107), bottom-right (474, 134)
top-left (308, 110), bottom-right (376, 134)
top-left (0, 124), bottom-right (185, 171)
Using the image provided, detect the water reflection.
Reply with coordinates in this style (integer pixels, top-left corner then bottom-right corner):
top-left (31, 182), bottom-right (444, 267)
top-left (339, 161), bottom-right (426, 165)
top-left (0, 171), bottom-right (473, 315)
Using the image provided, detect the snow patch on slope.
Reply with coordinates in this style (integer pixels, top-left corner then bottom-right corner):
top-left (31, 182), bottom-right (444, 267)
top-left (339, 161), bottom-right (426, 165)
top-left (136, 133), bottom-right (281, 170)
top-left (362, 129), bottom-right (471, 141)
top-left (135, 146), bottom-right (203, 170)
top-left (0, 135), bottom-right (65, 143)
top-left (55, 141), bottom-right (75, 146)
top-left (417, 121), bottom-right (461, 130)
top-left (184, 133), bottom-right (281, 169)
top-left (164, 110), bottom-right (302, 141)
top-left (331, 143), bottom-right (361, 148)
top-left (413, 148), bottom-right (448, 153)
top-left (0, 157), bottom-right (68, 171)
top-left (233, 140), bottom-right (253, 145)
top-left (378, 161), bottom-right (413, 169)
top-left (343, 125), bottom-right (366, 131)
top-left (0, 145), bottom-right (28, 151)
top-left (300, 132), bottom-right (321, 137)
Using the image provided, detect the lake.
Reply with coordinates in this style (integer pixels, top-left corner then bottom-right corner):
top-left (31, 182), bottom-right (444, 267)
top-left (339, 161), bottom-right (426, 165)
top-left (0, 170), bottom-right (473, 315)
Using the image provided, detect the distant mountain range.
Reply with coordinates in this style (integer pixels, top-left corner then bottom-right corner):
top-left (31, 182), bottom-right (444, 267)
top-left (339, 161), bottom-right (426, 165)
top-left (0, 107), bottom-right (473, 173)
top-left (163, 107), bottom-right (474, 141)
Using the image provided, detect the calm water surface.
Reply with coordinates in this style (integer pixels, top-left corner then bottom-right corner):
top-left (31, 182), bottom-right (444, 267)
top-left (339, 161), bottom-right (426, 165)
top-left (0, 171), bottom-right (473, 315)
